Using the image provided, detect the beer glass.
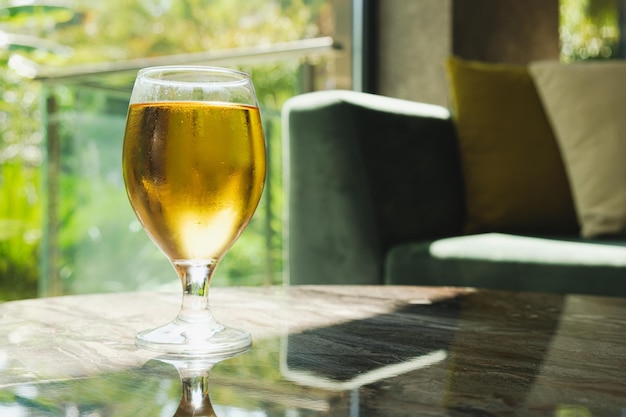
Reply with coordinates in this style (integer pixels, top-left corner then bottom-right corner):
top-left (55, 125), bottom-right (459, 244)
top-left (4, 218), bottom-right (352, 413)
top-left (122, 66), bottom-right (266, 356)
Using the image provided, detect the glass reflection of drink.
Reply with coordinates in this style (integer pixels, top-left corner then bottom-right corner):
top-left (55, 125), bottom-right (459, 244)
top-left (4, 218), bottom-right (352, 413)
top-left (123, 66), bottom-right (266, 356)
top-left (153, 353), bottom-right (241, 417)
top-left (159, 356), bottom-right (221, 417)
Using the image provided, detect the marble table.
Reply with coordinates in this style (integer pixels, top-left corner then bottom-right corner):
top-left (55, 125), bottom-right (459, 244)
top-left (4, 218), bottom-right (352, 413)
top-left (0, 285), bottom-right (625, 416)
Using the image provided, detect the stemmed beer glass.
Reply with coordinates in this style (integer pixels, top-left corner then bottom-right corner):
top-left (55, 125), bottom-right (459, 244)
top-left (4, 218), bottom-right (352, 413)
top-left (122, 66), bottom-right (266, 356)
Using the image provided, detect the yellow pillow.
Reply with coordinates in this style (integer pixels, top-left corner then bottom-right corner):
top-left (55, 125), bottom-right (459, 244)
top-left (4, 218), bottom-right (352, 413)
top-left (445, 56), bottom-right (578, 234)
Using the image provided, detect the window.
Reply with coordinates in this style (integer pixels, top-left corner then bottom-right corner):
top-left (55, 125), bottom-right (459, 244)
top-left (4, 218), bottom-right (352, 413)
top-left (0, 0), bottom-right (347, 298)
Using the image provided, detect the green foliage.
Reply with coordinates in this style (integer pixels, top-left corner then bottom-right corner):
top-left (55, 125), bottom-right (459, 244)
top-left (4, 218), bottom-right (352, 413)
top-left (0, 5), bottom-right (75, 25)
top-left (1, 1), bottom-right (328, 297)
top-left (0, 162), bottom-right (40, 300)
top-left (560, 0), bottom-right (620, 61)
top-left (37, 0), bottom-right (322, 64)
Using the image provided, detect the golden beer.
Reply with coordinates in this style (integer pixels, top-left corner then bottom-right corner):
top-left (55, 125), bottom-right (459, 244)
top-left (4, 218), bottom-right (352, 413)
top-left (123, 101), bottom-right (266, 261)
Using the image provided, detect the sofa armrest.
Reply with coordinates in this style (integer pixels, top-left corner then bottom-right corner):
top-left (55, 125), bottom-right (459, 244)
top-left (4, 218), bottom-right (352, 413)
top-left (282, 90), bottom-right (464, 285)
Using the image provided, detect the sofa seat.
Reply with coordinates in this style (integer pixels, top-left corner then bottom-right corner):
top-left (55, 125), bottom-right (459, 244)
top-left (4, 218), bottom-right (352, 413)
top-left (386, 233), bottom-right (626, 296)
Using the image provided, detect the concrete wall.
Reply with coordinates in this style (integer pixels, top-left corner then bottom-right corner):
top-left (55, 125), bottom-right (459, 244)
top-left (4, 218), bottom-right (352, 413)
top-left (376, 0), bottom-right (453, 106)
top-left (375, 0), bottom-right (560, 106)
top-left (452, 0), bottom-right (560, 65)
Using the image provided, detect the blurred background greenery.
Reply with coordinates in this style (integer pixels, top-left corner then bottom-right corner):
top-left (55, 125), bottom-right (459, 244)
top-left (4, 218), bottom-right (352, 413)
top-left (0, 0), bottom-right (335, 299)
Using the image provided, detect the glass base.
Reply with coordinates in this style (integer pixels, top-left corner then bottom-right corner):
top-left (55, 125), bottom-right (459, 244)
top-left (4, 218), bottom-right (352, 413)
top-left (135, 320), bottom-right (252, 357)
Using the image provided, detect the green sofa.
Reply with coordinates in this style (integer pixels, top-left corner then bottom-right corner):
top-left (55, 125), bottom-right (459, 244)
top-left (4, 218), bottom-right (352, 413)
top-left (282, 90), bottom-right (626, 297)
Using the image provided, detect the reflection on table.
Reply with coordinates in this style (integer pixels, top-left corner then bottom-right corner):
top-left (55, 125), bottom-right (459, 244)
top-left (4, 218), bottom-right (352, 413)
top-left (0, 286), bottom-right (625, 416)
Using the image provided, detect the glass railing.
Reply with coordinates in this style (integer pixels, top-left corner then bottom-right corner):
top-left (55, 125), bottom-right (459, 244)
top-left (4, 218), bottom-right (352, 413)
top-left (34, 38), bottom-right (338, 296)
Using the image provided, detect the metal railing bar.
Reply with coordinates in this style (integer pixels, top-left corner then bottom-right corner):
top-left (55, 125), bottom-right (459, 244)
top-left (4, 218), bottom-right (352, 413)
top-left (34, 37), bottom-right (340, 84)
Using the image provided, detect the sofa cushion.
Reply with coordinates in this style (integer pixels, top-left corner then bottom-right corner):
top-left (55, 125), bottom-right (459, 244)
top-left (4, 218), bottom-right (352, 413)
top-left (529, 60), bottom-right (626, 238)
top-left (385, 233), bottom-right (626, 297)
top-left (445, 56), bottom-right (578, 235)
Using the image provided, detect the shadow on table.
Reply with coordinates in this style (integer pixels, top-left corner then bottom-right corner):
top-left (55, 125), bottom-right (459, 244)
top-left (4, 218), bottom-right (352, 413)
top-left (281, 290), bottom-right (565, 416)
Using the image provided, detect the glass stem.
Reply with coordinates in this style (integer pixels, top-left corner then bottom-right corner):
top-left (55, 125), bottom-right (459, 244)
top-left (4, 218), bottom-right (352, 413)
top-left (173, 260), bottom-right (220, 329)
